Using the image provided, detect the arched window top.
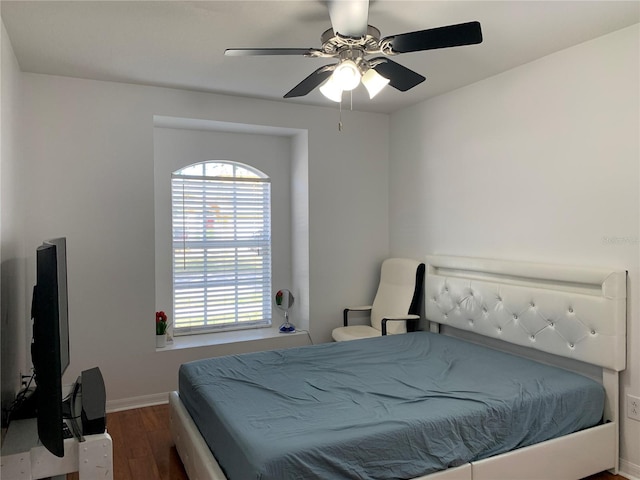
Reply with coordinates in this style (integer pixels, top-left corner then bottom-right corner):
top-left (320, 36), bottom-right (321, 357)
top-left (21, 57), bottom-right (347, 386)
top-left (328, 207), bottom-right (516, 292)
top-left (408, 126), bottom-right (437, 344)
top-left (174, 160), bottom-right (268, 180)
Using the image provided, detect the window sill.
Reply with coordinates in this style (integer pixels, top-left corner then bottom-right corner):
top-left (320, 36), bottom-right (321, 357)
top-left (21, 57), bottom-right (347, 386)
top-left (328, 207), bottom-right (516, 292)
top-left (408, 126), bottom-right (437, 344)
top-left (155, 327), bottom-right (309, 352)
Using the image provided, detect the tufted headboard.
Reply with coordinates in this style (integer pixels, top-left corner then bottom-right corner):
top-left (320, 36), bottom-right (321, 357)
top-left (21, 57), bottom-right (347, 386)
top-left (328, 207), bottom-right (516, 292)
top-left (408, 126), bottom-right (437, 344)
top-left (425, 255), bottom-right (627, 372)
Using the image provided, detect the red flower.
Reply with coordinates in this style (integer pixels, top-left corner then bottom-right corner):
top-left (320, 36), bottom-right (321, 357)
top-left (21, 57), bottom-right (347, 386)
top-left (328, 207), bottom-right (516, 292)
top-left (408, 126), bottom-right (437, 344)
top-left (155, 311), bottom-right (169, 335)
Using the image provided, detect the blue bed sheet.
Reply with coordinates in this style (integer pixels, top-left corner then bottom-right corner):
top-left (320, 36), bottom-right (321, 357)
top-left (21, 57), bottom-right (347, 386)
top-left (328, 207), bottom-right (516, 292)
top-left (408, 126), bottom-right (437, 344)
top-left (178, 332), bottom-right (604, 480)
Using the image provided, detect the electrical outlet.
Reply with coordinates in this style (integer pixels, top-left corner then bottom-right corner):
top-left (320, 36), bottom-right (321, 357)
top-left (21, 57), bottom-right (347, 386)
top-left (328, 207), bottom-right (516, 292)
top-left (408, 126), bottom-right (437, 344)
top-left (628, 394), bottom-right (640, 421)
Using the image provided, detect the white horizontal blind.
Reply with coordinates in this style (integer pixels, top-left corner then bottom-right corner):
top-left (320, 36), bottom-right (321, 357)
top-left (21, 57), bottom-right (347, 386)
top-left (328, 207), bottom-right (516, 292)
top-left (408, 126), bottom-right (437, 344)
top-left (171, 163), bottom-right (271, 335)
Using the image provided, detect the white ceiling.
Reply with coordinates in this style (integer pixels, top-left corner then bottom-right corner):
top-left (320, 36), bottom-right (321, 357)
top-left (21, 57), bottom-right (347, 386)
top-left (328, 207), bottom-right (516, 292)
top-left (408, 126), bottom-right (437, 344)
top-left (2, 1), bottom-right (639, 114)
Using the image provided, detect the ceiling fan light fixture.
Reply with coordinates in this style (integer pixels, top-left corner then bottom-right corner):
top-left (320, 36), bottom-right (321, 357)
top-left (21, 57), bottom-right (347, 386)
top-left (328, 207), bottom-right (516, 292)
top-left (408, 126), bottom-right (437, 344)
top-left (332, 60), bottom-right (361, 91)
top-left (227, 3), bottom-right (483, 104)
top-left (361, 68), bottom-right (390, 99)
top-left (319, 76), bottom-right (343, 102)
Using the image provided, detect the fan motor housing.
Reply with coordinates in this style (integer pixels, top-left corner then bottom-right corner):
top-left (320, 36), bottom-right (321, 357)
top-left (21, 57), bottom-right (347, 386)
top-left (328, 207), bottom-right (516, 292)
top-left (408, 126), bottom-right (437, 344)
top-left (320, 26), bottom-right (382, 57)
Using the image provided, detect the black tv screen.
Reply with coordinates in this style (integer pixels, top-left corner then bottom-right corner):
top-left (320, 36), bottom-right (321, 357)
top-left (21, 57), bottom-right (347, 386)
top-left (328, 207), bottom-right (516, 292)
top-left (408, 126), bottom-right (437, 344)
top-left (31, 237), bottom-right (69, 457)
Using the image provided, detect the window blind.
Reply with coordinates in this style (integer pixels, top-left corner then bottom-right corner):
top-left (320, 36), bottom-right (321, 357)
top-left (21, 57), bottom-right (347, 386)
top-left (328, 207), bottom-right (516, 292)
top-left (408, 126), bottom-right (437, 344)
top-left (171, 173), bottom-right (272, 334)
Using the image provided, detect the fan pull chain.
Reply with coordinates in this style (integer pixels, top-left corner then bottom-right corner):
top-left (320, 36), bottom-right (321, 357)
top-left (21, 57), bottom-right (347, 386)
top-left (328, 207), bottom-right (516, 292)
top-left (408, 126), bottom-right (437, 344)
top-left (338, 99), bottom-right (343, 132)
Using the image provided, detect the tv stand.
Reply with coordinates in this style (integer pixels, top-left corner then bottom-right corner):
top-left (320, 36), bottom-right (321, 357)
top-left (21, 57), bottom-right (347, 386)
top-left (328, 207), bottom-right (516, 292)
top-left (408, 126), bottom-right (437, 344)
top-left (0, 418), bottom-right (113, 479)
top-left (1, 368), bottom-right (112, 479)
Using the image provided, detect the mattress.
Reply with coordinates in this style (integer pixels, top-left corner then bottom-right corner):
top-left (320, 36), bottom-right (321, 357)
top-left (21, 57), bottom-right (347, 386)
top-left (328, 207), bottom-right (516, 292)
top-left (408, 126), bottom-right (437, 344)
top-left (178, 332), bottom-right (604, 480)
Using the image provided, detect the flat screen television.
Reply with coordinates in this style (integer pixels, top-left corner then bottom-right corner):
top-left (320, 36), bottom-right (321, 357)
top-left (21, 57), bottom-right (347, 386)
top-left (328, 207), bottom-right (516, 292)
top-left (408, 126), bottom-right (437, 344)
top-left (31, 237), bottom-right (69, 457)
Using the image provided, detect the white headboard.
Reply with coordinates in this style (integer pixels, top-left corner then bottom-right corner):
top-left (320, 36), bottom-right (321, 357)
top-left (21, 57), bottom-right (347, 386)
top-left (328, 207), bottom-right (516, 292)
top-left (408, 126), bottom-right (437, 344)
top-left (425, 255), bottom-right (627, 372)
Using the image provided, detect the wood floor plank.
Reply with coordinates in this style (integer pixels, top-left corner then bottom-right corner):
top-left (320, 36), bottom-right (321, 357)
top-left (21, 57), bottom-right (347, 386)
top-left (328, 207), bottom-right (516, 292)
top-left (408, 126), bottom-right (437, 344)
top-left (140, 404), bottom-right (166, 431)
top-left (147, 421), bottom-right (176, 478)
top-left (65, 404), bottom-right (624, 480)
top-left (583, 474), bottom-right (628, 480)
top-left (106, 409), bottom-right (133, 478)
top-left (128, 455), bottom-right (161, 480)
top-left (168, 446), bottom-right (190, 480)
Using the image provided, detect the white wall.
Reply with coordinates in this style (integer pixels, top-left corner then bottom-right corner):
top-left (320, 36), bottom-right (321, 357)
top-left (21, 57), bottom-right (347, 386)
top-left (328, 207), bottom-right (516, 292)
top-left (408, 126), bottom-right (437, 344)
top-left (12, 72), bottom-right (389, 404)
top-left (1, 20), bottom-right (28, 410)
top-left (291, 131), bottom-right (310, 335)
top-left (389, 24), bottom-right (640, 472)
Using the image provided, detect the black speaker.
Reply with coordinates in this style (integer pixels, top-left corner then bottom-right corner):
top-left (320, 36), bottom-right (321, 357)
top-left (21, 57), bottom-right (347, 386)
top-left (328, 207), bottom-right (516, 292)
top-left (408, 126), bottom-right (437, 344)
top-left (81, 367), bottom-right (106, 435)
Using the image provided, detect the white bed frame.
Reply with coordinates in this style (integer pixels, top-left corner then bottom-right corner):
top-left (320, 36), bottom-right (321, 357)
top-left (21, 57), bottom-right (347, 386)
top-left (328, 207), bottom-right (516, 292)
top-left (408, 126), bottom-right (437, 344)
top-left (169, 255), bottom-right (627, 480)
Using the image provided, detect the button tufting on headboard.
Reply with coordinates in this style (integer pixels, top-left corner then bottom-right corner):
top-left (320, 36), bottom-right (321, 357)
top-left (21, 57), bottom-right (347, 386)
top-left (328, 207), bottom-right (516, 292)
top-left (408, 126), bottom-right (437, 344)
top-left (425, 255), bottom-right (627, 371)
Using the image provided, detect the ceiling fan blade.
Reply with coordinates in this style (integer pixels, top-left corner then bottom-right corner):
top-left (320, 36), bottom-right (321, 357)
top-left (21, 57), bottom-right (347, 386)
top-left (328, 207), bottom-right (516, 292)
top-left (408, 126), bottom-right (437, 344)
top-left (283, 65), bottom-right (335, 98)
top-left (327, 0), bottom-right (369, 37)
top-left (225, 48), bottom-right (319, 56)
top-left (384, 21), bottom-right (482, 54)
top-left (370, 58), bottom-right (425, 92)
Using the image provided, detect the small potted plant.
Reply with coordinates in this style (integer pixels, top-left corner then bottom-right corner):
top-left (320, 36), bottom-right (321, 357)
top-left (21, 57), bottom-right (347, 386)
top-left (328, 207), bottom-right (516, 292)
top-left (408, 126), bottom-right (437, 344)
top-left (155, 311), bottom-right (169, 348)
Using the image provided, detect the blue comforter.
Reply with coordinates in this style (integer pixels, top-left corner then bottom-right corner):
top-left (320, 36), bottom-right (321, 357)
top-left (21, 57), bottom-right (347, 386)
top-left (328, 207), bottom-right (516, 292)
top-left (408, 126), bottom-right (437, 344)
top-left (179, 332), bottom-right (604, 479)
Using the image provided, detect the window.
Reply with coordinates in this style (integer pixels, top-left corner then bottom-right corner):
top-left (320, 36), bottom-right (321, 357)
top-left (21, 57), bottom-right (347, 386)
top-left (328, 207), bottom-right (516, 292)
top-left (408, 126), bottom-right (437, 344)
top-left (171, 161), bottom-right (271, 335)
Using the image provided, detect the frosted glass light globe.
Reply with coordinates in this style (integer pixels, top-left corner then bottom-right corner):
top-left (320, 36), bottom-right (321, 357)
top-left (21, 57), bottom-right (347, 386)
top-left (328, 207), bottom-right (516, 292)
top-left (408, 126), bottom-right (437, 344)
top-left (319, 76), bottom-right (343, 102)
top-left (333, 60), bottom-right (361, 91)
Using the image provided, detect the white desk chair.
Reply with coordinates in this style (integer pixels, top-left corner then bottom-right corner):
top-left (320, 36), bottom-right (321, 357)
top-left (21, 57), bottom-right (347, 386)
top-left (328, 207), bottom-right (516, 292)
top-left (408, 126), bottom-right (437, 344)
top-left (332, 258), bottom-right (425, 341)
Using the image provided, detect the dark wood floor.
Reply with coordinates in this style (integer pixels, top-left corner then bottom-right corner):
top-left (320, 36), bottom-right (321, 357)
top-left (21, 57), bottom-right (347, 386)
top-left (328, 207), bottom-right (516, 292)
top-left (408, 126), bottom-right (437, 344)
top-left (70, 404), bottom-right (627, 480)
top-left (68, 404), bottom-right (187, 480)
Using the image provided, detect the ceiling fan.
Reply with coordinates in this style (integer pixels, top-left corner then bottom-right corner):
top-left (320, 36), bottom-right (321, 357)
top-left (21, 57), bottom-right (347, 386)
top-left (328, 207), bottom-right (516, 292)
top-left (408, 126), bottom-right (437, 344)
top-left (225, 0), bottom-right (483, 102)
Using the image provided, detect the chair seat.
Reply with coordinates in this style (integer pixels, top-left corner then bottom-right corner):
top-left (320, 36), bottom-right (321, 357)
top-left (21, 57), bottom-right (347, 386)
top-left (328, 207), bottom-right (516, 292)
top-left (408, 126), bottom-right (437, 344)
top-left (332, 325), bottom-right (381, 342)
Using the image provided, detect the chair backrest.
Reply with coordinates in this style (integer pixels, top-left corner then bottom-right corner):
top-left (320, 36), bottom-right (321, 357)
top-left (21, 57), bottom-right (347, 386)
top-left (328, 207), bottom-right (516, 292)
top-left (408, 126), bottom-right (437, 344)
top-left (370, 258), bottom-right (425, 334)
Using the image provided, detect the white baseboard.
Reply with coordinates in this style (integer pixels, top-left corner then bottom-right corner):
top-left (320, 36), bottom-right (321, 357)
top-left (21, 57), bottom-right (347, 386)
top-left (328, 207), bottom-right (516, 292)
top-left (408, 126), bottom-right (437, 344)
top-left (621, 458), bottom-right (640, 480)
top-left (106, 392), bottom-right (169, 413)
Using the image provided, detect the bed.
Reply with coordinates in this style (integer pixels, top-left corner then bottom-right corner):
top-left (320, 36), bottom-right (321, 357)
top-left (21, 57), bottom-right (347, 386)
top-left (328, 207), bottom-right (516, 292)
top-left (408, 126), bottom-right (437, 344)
top-left (170, 255), bottom-right (627, 480)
